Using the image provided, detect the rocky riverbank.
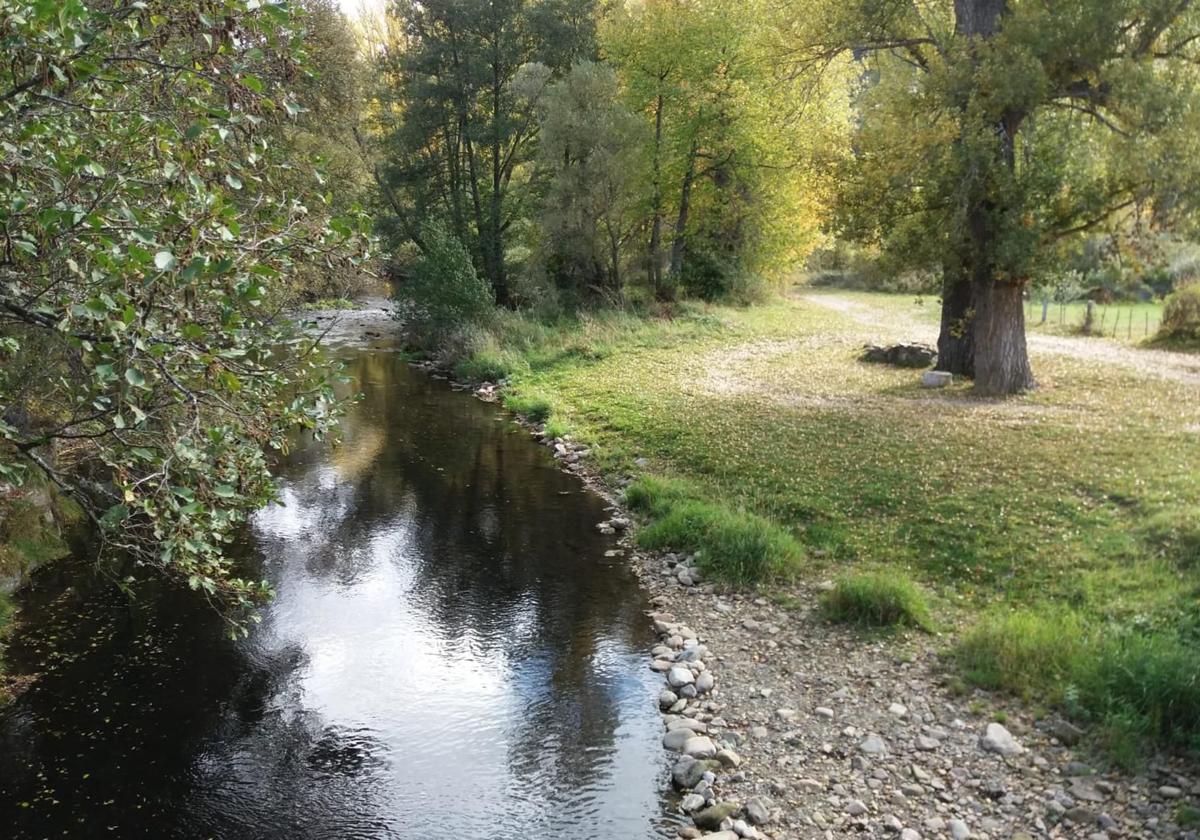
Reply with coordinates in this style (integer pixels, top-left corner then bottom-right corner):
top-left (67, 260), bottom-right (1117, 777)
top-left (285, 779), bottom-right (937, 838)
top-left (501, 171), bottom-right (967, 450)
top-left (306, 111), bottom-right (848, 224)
top-left (423, 373), bottom-right (1200, 840)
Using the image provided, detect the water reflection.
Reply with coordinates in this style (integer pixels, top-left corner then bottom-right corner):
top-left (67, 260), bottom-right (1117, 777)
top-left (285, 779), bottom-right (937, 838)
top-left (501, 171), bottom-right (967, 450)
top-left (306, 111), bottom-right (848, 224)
top-left (0, 350), bottom-right (676, 839)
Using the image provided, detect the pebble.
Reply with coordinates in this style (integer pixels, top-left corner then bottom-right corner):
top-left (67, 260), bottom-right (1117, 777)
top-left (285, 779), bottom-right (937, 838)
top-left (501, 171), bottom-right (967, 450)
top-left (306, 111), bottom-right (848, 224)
top-left (668, 666), bottom-right (695, 688)
top-left (859, 733), bottom-right (888, 755)
top-left (847, 799), bottom-right (869, 816)
top-left (948, 818), bottom-right (970, 839)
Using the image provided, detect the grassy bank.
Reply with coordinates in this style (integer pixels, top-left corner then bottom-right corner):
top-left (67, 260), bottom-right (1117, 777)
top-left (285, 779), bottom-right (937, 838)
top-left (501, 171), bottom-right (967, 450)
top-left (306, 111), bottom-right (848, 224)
top-left (431, 290), bottom-right (1200, 762)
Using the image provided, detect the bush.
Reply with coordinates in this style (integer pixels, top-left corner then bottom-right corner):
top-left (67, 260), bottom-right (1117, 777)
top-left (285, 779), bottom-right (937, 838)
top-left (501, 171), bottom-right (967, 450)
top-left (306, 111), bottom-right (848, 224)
top-left (1160, 284), bottom-right (1200, 339)
top-left (822, 573), bottom-right (935, 631)
top-left (397, 222), bottom-right (494, 337)
top-left (955, 608), bottom-right (1088, 696)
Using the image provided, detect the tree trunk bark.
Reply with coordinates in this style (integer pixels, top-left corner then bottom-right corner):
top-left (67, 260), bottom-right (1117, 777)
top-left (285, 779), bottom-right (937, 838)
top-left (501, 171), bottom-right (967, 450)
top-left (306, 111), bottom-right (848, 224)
top-left (950, 0), bottom-right (1035, 394)
top-left (648, 91), bottom-right (666, 299)
top-left (936, 262), bottom-right (975, 377)
top-left (972, 280), bottom-right (1035, 394)
top-left (668, 144), bottom-right (698, 278)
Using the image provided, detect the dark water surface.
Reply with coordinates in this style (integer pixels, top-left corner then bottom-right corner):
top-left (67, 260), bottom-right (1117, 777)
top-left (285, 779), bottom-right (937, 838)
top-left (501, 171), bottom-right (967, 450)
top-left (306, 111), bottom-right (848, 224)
top-left (0, 347), bottom-right (675, 839)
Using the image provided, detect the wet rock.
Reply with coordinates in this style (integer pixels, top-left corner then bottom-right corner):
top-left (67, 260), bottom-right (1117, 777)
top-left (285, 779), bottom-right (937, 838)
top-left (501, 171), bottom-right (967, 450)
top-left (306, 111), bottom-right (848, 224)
top-left (694, 802), bottom-right (741, 831)
top-left (673, 757), bottom-right (722, 790)
top-left (660, 690), bottom-right (679, 709)
top-left (682, 793), bottom-right (706, 812)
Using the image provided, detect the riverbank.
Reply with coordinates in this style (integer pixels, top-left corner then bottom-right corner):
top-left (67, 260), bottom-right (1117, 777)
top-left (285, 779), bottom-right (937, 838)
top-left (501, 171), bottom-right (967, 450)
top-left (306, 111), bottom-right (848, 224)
top-left (0, 480), bottom-right (84, 704)
top-left (420, 289), bottom-right (1200, 838)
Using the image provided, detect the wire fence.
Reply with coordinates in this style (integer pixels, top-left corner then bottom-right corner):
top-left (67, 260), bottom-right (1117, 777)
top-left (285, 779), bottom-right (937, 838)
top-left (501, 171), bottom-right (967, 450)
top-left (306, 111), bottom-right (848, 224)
top-left (1025, 300), bottom-right (1163, 340)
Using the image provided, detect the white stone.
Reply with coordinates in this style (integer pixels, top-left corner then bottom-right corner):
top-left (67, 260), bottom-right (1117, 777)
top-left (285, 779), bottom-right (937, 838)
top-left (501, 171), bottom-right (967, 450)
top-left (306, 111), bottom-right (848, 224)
top-left (683, 735), bottom-right (718, 759)
top-left (921, 370), bottom-right (953, 388)
top-left (980, 723), bottom-right (1024, 756)
top-left (668, 666), bottom-right (695, 688)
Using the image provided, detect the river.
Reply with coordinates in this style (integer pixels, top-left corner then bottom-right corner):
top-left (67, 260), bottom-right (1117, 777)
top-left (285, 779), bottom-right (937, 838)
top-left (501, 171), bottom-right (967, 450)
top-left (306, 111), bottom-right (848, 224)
top-left (0, 332), bottom-right (678, 838)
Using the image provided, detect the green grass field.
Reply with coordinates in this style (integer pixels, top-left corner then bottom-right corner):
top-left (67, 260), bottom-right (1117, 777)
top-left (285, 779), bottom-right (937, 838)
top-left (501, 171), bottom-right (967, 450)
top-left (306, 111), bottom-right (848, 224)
top-left (454, 290), bottom-right (1200, 760)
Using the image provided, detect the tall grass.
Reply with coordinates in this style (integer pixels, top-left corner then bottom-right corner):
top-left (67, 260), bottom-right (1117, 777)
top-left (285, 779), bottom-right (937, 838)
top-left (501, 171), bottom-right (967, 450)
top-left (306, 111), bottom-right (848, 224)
top-left (821, 573), bottom-right (935, 631)
top-left (624, 476), bottom-right (804, 584)
top-left (956, 608), bottom-right (1200, 766)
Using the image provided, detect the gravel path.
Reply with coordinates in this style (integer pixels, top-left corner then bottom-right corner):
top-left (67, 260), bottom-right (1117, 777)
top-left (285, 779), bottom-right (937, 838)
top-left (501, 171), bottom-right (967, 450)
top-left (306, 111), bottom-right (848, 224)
top-left (800, 293), bottom-right (1200, 386)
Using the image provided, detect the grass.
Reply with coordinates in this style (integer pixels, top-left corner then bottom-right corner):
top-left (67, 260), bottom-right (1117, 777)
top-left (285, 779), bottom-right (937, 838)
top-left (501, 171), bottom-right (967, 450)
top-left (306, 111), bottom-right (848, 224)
top-left (427, 288), bottom-right (1200, 759)
top-left (954, 608), bottom-right (1200, 767)
top-left (300, 297), bottom-right (357, 311)
top-left (624, 475), bottom-right (805, 583)
top-left (503, 390), bottom-right (554, 424)
top-left (821, 573), bottom-right (935, 631)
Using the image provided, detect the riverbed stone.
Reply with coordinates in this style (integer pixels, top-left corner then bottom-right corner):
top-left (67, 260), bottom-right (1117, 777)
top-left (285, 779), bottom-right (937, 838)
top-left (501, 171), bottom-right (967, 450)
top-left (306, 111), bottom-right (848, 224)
top-left (660, 690), bottom-right (679, 709)
top-left (859, 733), bottom-right (888, 755)
top-left (664, 729), bottom-right (694, 751)
top-left (696, 671), bottom-right (715, 694)
top-left (683, 735), bottom-right (718, 759)
top-left (694, 802), bottom-right (741, 830)
top-left (980, 723), bottom-right (1024, 756)
top-left (744, 796), bottom-right (771, 825)
top-left (682, 793), bottom-right (706, 812)
top-left (674, 757), bottom-right (722, 790)
top-left (669, 666), bottom-right (695, 688)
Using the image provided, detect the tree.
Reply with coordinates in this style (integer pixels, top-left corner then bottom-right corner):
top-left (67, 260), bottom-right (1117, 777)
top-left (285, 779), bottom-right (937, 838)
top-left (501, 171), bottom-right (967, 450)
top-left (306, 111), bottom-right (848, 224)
top-left (602, 0), bottom-right (847, 298)
top-left (797, 0), bottom-right (1200, 394)
top-left (535, 61), bottom-right (645, 300)
top-left (377, 0), bottom-right (598, 303)
top-left (0, 0), bottom-right (370, 628)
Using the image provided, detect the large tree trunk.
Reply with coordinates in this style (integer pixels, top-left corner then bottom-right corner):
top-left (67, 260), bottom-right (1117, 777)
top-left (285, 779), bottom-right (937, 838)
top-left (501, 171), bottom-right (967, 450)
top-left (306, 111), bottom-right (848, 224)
top-left (936, 261), bottom-right (975, 377)
top-left (950, 0), bottom-right (1034, 394)
top-left (972, 280), bottom-right (1034, 394)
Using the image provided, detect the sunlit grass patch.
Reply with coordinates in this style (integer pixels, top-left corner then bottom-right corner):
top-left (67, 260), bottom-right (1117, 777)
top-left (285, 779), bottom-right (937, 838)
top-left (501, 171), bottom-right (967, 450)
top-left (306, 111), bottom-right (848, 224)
top-left (955, 608), bottom-right (1089, 698)
top-left (625, 475), bottom-right (804, 583)
top-left (821, 573), bottom-right (935, 631)
top-left (503, 390), bottom-right (553, 424)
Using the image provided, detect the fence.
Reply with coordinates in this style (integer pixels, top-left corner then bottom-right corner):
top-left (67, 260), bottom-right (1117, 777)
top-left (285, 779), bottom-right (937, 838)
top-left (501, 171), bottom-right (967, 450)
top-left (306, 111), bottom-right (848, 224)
top-left (1024, 300), bottom-right (1163, 340)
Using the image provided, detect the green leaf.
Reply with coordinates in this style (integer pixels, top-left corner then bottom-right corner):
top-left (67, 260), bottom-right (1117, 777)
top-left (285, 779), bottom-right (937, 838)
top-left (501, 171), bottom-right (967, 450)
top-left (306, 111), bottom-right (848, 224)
top-left (155, 250), bottom-right (177, 271)
top-left (213, 484), bottom-right (237, 498)
top-left (225, 174), bottom-right (244, 190)
top-left (125, 367), bottom-right (146, 387)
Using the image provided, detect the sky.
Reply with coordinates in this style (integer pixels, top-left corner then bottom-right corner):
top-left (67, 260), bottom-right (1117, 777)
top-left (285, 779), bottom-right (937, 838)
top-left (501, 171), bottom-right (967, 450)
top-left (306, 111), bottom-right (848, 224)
top-left (336, 0), bottom-right (386, 18)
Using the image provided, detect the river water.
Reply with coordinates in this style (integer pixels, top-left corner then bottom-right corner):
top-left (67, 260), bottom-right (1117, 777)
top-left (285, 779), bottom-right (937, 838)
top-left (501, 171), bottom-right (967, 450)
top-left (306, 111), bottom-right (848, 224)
top-left (0, 337), bottom-right (677, 838)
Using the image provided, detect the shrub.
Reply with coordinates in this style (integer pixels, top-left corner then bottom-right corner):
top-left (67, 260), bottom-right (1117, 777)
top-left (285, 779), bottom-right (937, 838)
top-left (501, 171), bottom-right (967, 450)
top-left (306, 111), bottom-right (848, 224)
top-left (1160, 284), bottom-right (1200, 339)
top-left (822, 573), bottom-right (935, 631)
top-left (397, 222), bottom-right (494, 337)
top-left (955, 608), bottom-right (1088, 696)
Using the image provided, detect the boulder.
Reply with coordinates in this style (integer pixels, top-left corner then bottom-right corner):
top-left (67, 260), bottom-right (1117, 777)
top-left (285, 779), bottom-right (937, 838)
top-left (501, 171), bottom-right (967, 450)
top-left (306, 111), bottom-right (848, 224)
top-left (861, 343), bottom-right (937, 368)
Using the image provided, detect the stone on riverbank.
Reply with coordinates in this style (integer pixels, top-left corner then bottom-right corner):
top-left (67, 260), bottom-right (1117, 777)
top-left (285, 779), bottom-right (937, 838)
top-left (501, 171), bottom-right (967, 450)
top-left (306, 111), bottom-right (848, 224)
top-left (694, 802), bottom-right (741, 830)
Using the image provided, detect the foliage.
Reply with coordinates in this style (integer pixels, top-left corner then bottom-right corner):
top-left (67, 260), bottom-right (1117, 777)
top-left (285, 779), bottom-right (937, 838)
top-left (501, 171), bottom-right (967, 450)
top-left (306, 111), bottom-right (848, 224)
top-left (802, 0), bottom-right (1200, 392)
top-left (0, 0), bottom-right (371, 629)
top-left (821, 574), bottom-right (934, 632)
top-left (376, 0), bottom-right (595, 302)
top-left (1160, 285), bottom-right (1200, 340)
top-left (534, 61), bottom-right (645, 302)
top-left (397, 224), bottom-right (494, 337)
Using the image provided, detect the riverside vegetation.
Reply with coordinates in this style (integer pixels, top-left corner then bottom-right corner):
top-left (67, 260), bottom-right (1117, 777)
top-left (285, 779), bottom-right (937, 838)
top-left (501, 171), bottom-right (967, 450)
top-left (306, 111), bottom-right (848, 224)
top-left (421, 290), bottom-right (1200, 770)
